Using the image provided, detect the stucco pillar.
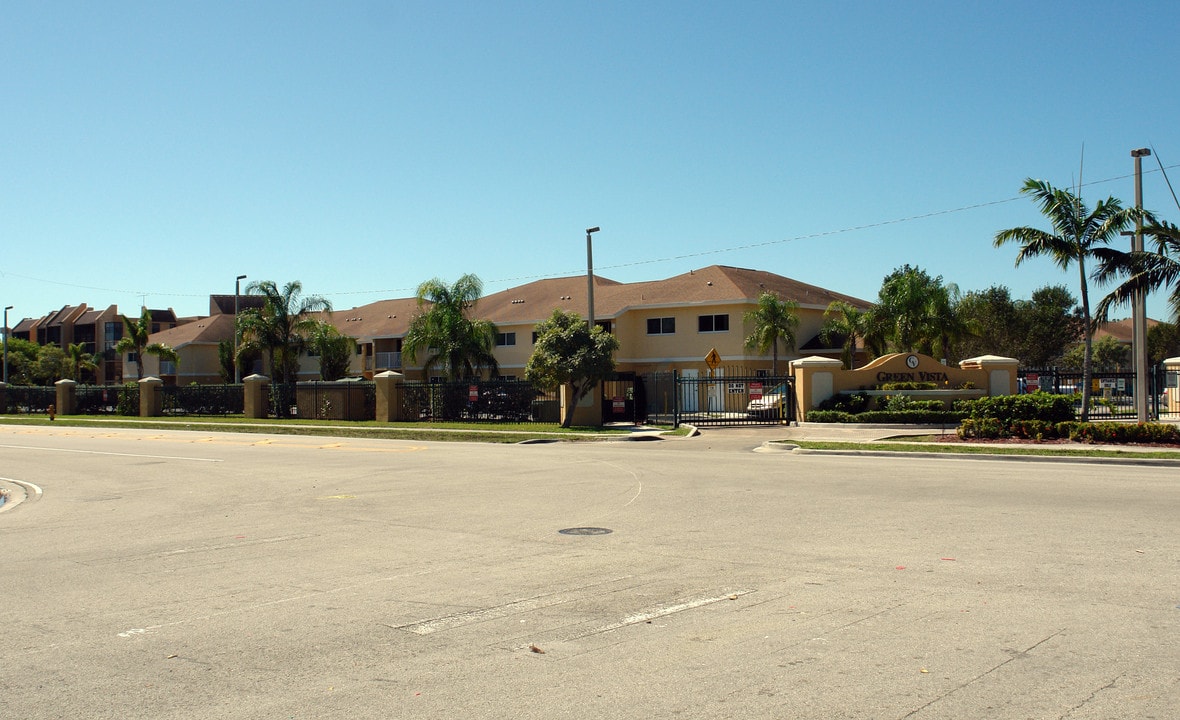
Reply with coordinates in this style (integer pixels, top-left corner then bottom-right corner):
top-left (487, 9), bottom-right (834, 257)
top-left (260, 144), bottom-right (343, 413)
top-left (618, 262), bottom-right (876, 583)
top-left (243, 374), bottom-right (270, 419)
top-left (1164, 357), bottom-right (1180, 414)
top-left (374, 370), bottom-right (405, 422)
top-left (958, 355), bottom-right (1020, 396)
top-left (561, 383), bottom-right (603, 427)
top-left (139, 377), bottom-right (163, 417)
top-left (789, 356), bottom-right (843, 421)
top-left (55, 379), bottom-right (77, 416)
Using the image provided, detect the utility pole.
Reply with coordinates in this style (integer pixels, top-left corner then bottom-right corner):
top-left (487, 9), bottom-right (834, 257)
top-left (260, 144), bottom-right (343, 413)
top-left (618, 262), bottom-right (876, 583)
top-left (1131, 148), bottom-right (1150, 421)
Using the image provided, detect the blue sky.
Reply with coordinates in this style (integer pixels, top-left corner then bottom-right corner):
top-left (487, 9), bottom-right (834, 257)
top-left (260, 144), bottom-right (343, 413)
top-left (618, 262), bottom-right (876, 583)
top-left (3, 1), bottom-right (1179, 326)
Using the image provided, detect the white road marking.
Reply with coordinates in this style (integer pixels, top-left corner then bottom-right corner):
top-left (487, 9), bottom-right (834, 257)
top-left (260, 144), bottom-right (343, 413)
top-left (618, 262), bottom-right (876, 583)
top-left (0, 443), bottom-right (220, 462)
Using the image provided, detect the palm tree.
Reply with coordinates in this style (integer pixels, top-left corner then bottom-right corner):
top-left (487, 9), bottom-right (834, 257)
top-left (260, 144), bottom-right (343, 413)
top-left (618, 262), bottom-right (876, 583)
top-left (995, 178), bottom-right (1139, 421)
top-left (236, 280), bottom-right (332, 384)
top-left (402, 274), bottom-right (499, 380)
top-left (819, 300), bottom-right (866, 369)
top-left (66, 342), bottom-right (98, 382)
top-left (743, 291), bottom-right (799, 376)
top-left (1095, 220), bottom-right (1180, 322)
top-left (871, 265), bottom-right (952, 355)
top-left (115, 308), bottom-right (180, 381)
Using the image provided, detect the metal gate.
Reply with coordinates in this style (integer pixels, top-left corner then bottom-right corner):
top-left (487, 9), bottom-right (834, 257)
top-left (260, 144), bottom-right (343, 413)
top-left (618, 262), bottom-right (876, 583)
top-left (670, 371), bottom-right (794, 427)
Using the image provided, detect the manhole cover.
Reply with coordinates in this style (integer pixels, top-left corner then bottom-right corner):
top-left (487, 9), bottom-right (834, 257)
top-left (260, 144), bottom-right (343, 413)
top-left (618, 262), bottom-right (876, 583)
top-left (558, 527), bottom-right (613, 536)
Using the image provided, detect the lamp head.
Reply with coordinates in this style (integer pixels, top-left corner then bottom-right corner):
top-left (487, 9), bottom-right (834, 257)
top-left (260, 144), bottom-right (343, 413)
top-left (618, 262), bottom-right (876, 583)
top-left (586, 226), bottom-right (600, 234)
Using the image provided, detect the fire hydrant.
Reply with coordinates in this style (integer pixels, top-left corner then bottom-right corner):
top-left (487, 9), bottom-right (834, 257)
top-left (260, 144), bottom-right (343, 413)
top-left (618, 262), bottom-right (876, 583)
top-left (48, 404), bottom-right (56, 421)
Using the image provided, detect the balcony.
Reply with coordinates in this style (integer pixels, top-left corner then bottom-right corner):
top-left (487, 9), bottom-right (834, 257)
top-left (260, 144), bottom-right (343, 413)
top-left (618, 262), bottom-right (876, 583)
top-left (374, 352), bottom-right (402, 370)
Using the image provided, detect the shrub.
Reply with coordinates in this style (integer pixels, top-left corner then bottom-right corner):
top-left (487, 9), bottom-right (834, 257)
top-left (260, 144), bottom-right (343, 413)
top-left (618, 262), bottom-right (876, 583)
top-left (956, 392), bottom-right (1075, 424)
top-left (809, 409), bottom-right (966, 424)
top-left (881, 394), bottom-right (944, 412)
top-left (817, 392), bottom-right (870, 413)
top-left (878, 381), bottom-right (938, 391)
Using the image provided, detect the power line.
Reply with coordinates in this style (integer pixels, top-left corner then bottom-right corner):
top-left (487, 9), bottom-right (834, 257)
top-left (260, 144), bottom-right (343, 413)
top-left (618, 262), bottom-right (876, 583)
top-left (6, 164), bottom-right (1179, 303)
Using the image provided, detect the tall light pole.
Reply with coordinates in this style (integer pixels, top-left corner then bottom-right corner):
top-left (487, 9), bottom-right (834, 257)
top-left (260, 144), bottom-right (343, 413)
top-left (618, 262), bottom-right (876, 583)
top-left (234, 274), bottom-right (247, 384)
top-left (3, 305), bottom-right (12, 385)
top-left (1131, 148), bottom-right (1150, 421)
top-left (585, 227), bottom-right (600, 330)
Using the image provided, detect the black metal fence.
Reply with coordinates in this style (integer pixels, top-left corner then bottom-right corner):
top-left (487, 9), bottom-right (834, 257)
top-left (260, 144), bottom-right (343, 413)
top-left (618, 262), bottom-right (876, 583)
top-left (294, 381), bottom-right (375, 420)
top-left (3, 386), bottom-right (56, 414)
top-left (76, 384), bottom-right (139, 415)
top-left (401, 379), bottom-right (559, 423)
top-left (159, 384), bottom-right (244, 417)
top-left (1018, 366), bottom-right (1179, 420)
top-left (650, 369), bottom-right (793, 427)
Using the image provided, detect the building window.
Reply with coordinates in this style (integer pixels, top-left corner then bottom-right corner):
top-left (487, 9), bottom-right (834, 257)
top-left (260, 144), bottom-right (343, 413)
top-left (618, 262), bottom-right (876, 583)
top-left (698, 314), bottom-right (729, 333)
top-left (531, 331), bottom-right (539, 344)
top-left (647, 317), bottom-right (675, 335)
top-left (496, 332), bottom-right (516, 347)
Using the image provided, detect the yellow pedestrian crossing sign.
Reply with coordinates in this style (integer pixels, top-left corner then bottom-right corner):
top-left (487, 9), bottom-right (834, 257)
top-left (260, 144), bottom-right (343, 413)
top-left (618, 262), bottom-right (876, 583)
top-left (705, 348), bottom-right (721, 370)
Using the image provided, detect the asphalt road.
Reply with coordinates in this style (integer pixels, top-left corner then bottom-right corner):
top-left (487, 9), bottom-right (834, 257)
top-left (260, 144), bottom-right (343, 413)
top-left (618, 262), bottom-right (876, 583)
top-left (1, 424), bottom-right (1178, 719)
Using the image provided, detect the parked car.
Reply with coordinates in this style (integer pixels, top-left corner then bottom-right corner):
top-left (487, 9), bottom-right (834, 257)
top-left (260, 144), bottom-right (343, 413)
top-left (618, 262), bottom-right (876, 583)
top-left (747, 383), bottom-right (789, 419)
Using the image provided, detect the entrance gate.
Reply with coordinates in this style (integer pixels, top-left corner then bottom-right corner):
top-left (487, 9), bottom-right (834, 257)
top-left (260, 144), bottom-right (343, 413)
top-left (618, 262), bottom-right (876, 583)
top-left (637, 370), bottom-right (792, 424)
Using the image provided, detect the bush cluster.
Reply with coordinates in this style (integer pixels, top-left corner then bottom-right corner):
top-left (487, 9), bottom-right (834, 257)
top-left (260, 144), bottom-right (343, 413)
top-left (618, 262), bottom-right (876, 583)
top-left (955, 392), bottom-right (1075, 424)
top-left (808, 409), bottom-right (966, 424)
top-left (877, 381), bottom-right (938, 391)
top-left (816, 392), bottom-right (870, 414)
top-left (958, 418), bottom-right (1180, 444)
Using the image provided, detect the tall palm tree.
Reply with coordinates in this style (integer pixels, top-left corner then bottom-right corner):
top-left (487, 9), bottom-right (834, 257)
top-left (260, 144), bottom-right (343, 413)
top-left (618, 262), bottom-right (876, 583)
top-left (1095, 220), bottom-right (1180, 322)
top-left (115, 308), bottom-right (180, 381)
top-left (402, 274), bottom-right (499, 380)
top-left (995, 178), bottom-right (1139, 421)
top-left (66, 342), bottom-right (98, 382)
top-left (819, 300), bottom-right (866, 369)
top-left (236, 280), bottom-right (332, 384)
top-left (743, 291), bottom-right (799, 376)
top-left (871, 265), bottom-right (952, 355)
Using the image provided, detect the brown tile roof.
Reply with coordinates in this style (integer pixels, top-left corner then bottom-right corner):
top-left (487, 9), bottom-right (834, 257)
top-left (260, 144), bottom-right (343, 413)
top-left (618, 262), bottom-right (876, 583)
top-left (596, 266), bottom-right (871, 313)
top-left (475, 276), bottom-right (620, 324)
top-left (147, 313), bottom-right (236, 348)
top-left (326, 298), bottom-right (420, 340)
top-left (1093, 318), bottom-right (1161, 343)
top-left (325, 266), bottom-right (872, 334)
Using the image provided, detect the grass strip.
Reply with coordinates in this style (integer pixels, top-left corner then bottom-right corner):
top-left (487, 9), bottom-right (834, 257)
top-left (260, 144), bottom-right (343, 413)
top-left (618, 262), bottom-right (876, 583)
top-left (787, 439), bottom-right (1180, 460)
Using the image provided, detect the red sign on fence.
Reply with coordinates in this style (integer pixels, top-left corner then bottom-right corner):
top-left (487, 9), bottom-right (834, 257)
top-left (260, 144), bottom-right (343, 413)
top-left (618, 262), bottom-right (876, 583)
top-left (613, 396), bottom-right (625, 413)
top-left (469, 385), bottom-right (479, 402)
top-left (749, 382), bottom-right (763, 401)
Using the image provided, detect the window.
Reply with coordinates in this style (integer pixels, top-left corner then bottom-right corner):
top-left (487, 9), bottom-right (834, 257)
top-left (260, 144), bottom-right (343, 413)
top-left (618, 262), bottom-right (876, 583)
top-left (647, 317), bottom-right (676, 335)
top-left (496, 332), bottom-right (516, 347)
top-left (531, 331), bottom-right (539, 344)
top-left (698, 314), bottom-right (729, 333)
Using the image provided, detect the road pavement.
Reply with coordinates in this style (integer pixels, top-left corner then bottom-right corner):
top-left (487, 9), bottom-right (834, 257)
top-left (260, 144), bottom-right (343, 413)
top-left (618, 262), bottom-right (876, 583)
top-left (2, 423), bottom-right (1178, 719)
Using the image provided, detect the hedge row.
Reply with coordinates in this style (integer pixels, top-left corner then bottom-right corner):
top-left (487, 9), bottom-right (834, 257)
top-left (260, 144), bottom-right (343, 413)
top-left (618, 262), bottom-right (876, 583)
top-left (958, 418), bottom-right (1180, 444)
top-left (806, 409), bottom-right (967, 424)
top-left (955, 393), bottom-right (1075, 423)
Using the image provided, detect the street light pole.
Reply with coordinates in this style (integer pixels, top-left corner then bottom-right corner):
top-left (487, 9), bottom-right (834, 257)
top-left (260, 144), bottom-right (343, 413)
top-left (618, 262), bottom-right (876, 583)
top-left (3, 305), bottom-right (12, 385)
top-left (1131, 148), bottom-right (1150, 421)
top-left (585, 227), bottom-right (600, 330)
top-left (234, 275), bottom-right (247, 384)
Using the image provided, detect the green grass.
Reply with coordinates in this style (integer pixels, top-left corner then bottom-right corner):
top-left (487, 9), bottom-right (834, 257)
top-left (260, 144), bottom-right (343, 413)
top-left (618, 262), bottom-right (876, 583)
top-left (0, 414), bottom-right (670, 443)
top-left (786, 439), bottom-right (1180, 460)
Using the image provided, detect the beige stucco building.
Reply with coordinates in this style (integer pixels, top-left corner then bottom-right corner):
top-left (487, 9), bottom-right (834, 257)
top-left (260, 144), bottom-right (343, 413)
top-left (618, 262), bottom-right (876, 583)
top-left (339, 265), bottom-right (870, 381)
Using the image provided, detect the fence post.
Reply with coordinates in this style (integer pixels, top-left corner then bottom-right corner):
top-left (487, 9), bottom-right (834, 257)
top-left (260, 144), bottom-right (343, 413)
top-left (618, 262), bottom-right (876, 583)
top-left (243, 374), bottom-right (270, 419)
top-left (55, 379), bottom-right (78, 416)
top-left (0, 382), bottom-right (6, 413)
top-left (139, 377), bottom-right (163, 417)
top-left (374, 371), bottom-right (405, 422)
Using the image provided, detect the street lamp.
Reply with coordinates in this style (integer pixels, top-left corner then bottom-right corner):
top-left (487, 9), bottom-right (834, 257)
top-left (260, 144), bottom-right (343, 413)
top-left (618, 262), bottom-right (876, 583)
top-left (1131, 148), bottom-right (1150, 421)
top-left (234, 275), bottom-right (247, 384)
top-left (3, 305), bottom-right (12, 385)
top-left (585, 227), bottom-right (600, 330)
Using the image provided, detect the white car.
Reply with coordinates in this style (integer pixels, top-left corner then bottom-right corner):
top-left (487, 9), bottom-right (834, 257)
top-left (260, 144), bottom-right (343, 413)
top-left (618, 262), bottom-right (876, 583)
top-left (747, 383), bottom-right (789, 418)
